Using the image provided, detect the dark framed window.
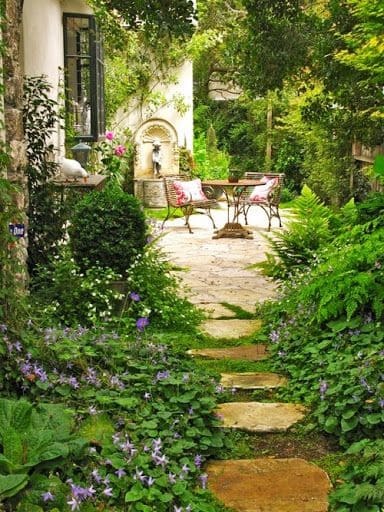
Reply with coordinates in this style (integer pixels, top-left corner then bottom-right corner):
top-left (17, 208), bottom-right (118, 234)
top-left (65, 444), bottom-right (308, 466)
top-left (63, 13), bottom-right (105, 142)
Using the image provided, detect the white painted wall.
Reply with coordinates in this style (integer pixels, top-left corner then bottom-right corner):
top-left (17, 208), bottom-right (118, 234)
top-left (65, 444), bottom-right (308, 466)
top-left (116, 59), bottom-right (194, 152)
top-left (22, 0), bottom-right (91, 154)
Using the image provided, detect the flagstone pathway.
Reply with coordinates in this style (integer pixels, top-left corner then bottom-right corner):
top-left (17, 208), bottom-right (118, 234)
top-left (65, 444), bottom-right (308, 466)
top-left (157, 206), bottom-right (331, 511)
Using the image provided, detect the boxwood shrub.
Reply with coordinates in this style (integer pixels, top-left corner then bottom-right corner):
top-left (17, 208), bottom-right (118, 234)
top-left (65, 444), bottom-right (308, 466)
top-left (69, 185), bottom-right (147, 276)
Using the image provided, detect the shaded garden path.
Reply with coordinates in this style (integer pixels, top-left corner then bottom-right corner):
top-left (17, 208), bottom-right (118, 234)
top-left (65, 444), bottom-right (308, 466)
top-left (157, 204), bottom-right (331, 511)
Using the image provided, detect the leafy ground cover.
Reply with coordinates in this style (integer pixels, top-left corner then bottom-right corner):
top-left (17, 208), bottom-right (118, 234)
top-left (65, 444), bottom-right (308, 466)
top-left (0, 324), bottom-right (233, 511)
top-left (254, 186), bottom-right (384, 511)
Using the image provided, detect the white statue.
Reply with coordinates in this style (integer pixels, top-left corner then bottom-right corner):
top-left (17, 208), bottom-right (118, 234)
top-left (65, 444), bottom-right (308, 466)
top-left (152, 139), bottom-right (162, 178)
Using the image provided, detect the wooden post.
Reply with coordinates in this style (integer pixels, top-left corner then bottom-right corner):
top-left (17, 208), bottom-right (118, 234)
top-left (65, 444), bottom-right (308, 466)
top-left (265, 98), bottom-right (273, 171)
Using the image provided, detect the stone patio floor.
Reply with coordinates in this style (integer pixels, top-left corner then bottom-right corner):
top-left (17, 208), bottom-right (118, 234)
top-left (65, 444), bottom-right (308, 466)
top-left (156, 203), bottom-right (331, 511)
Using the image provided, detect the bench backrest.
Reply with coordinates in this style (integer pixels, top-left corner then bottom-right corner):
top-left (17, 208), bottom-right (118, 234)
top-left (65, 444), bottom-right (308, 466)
top-left (163, 175), bottom-right (192, 207)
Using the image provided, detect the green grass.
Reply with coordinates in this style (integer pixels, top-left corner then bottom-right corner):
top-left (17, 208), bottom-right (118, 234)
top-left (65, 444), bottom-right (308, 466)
top-left (145, 207), bottom-right (183, 220)
top-left (217, 303), bottom-right (259, 319)
top-left (196, 358), bottom-right (273, 375)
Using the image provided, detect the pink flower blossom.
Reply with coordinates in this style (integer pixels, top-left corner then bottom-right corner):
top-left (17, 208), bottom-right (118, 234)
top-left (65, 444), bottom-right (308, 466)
top-left (105, 131), bottom-right (114, 140)
top-left (114, 144), bottom-right (126, 157)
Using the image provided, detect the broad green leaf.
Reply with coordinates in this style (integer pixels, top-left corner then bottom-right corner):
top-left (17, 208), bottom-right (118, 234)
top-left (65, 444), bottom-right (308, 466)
top-left (341, 416), bottom-right (359, 432)
top-left (2, 428), bottom-right (23, 465)
top-left (365, 413), bottom-right (382, 425)
top-left (115, 397), bottom-right (139, 409)
top-left (172, 481), bottom-right (187, 496)
top-left (373, 154), bottom-right (384, 177)
top-left (0, 473), bottom-right (29, 499)
top-left (10, 400), bottom-right (33, 432)
top-left (79, 414), bottom-right (115, 444)
top-left (125, 484), bottom-right (145, 502)
top-left (341, 409), bottom-right (357, 420)
top-left (324, 416), bottom-right (338, 433)
top-left (0, 454), bottom-right (13, 473)
top-left (332, 486), bottom-right (358, 505)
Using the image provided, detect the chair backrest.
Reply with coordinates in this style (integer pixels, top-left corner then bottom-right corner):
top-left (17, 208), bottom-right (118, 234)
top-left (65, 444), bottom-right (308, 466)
top-left (267, 174), bottom-right (284, 205)
top-left (163, 175), bottom-right (186, 207)
top-left (243, 173), bottom-right (284, 204)
top-left (244, 172), bottom-right (265, 180)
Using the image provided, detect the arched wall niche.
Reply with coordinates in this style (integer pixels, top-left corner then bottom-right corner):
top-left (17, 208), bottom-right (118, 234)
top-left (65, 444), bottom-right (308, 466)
top-left (134, 119), bottom-right (180, 179)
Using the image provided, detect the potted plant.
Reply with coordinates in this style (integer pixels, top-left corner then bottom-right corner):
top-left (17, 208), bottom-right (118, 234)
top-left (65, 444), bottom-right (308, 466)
top-left (228, 168), bottom-right (243, 183)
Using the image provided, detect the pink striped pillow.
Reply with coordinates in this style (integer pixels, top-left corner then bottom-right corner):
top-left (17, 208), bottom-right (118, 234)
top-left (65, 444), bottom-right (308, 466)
top-left (249, 177), bottom-right (278, 202)
top-left (173, 179), bottom-right (208, 205)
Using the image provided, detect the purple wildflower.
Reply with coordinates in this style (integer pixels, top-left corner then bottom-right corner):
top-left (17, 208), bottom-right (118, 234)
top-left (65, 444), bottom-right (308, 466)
top-left (115, 468), bottom-right (126, 478)
top-left (155, 370), bottom-right (170, 381)
top-left (146, 476), bottom-right (155, 487)
top-left (134, 469), bottom-right (147, 483)
top-left (136, 317), bottom-right (149, 332)
top-left (152, 453), bottom-right (168, 467)
top-left (67, 497), bottom-right (80, 511)
top-left (269, 330), bottom-right (280, 343)
top-left (319, 379), bottom-right (328, 400)
top-left (112, 433), bottom-right (121, 444)
top-left (33, 364), bottom-right (48, 382)
top-left (42, 491), bottom-right (55, 502)
top-left (91, 470), bottom-right (103, 483)
top-left (194, 454), bottom-right (203, 468)
top-left (168, 472), bottom-right (177, 484)
top-left (199, 473), bottom-right (208, 489)
top-left (110, 375), bottom-right (125, 389)
top-left (13, 340), bottom-right (22, 352)
top-left (129, 292), bottom-right (141, 302)
top-left (103, 486), bottom-right (113, 497)
top-left (68, 376), bottom-right (80, 389)
top-left (360, 377), bottom-right (372, 392)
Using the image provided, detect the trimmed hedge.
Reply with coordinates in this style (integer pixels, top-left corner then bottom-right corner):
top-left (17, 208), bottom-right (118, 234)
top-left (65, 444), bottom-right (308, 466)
top-left (69, 185), bottom-right (147, 276)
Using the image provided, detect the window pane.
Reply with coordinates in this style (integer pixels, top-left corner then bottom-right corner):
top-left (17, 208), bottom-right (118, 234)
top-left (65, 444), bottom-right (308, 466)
top-left (65, 16), bottom-right (92, 137)
top-left (64, 14), bottom-right (105, 141)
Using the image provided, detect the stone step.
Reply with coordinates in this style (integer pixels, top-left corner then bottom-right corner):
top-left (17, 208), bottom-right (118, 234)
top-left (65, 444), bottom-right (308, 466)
top-left (216, 402), bottom-right (307, 433)
top-left (187, 344), bottom-right (268, 361)
top-left (220, 372), bottom-right (287, 390)
top-left (207, 458), bottom-right (331, 512)
top-left (200, 319), bottom-right (262, 339)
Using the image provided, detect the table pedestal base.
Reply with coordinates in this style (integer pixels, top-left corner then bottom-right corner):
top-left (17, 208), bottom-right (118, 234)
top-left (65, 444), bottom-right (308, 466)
top-left (212, 222), bottom-right (253, 239)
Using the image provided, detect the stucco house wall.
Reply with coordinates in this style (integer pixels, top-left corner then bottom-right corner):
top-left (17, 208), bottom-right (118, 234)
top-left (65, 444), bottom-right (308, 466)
top-left (21, 0), bottom-right (92, 154)
top-left (115, 59), bottom-right (194, 179)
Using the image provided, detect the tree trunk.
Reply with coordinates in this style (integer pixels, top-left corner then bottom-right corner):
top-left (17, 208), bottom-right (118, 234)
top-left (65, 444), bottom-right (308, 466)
top-left (2, 0), bottom-right (28, 289)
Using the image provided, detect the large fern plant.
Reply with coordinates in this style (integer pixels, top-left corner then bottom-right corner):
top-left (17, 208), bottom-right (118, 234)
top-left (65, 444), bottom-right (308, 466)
top-left (259, 185), bottom-right (334, 280)
top-left (330, 439), bottom-right (384, 511)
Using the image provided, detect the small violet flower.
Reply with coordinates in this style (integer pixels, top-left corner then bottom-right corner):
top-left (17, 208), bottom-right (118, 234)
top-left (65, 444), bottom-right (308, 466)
top-left (129, 291), bottom-right (141, 302)
top-left (115, 468), bottom-right (126, 478)
top-left (136, 317), bottom-right (149, 332)
top-left (199, 473), bottom-right (208, 489)
top-left (42, 491), bottom-right (55, 502)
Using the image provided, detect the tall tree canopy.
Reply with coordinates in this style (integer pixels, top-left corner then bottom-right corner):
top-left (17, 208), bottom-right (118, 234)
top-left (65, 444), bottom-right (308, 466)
top-left (90, 0), bottom-right (197, 40)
